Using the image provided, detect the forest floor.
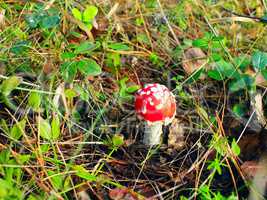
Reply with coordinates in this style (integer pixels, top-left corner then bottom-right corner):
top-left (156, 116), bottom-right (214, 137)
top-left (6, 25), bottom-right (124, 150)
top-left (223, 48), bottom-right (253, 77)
top-left (1, 0), bottom-right (267, 199)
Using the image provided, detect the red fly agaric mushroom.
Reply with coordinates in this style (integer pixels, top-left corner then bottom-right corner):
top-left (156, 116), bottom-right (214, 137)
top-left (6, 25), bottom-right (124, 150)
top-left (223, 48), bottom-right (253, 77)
top-left (135, 83), bottom-right (176, 145)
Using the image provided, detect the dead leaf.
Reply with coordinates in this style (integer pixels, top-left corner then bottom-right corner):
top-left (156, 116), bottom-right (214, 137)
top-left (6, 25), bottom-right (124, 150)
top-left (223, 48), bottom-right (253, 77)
top-left (78, 191), bottom-right (90, 200)
top-left (109, 188), bottom-right (142, 200)
top-left (246, 68), bottom-right (267, 86)
top-left (241, 161), bottom-right (261, 179)
top-left (182, 47), bottom-right (207, 77)
top-left (168, 118), bottom-right (185, 151)
top-left (0, 9), bottom-right (5, 29)
top-left (43, 58), bottom-right (55, 75)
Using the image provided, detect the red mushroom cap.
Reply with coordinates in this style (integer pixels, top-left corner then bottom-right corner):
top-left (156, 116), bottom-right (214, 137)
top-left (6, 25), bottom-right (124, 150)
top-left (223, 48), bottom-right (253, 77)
top-left (135, 83), bottom-right (176, 124)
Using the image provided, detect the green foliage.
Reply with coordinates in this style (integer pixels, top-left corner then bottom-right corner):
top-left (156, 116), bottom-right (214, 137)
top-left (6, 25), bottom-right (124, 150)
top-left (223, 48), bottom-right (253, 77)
top-left (229, 74), bottom-right (255, 93)
top-left (25, 6), bottom-right (60, 29)
top-left (252, 50), bottom-right (267, 71)
top-left (232, 103), bottom-right (247, 118)
top-left (231, 139), bottom-right (241, 156)
top-left (169, 0), bottom-right (189, 30)
top-left (0, 76), bottom-right (21, 96)
top-left (71, 8), bottom-right (82, 21)
top-left (111, 134), bottom-right (124, 149)
top-left (233, 55), bottom-right (250, 71)
top-left (28, 92), bottom-right (41, 111)
top-left (38, 115), bottom-right (60, 141)
top-left (74, 165), bottom-right (97, 181)
top-left (210, 133), bottom-right (228, 156)
top-left (118, 77), bottom-right (140, 101)
top-left (0, 149), bottom-right (31, 200)
top-left (74, 41), bottom-right (100, 54)
top-left (60, 42), bottom-right (102, 82)
top-left (71, 5), bottom-right (98, 30)
top-left (51, 115), bottom-right (60, 141)
top-left (107, 43), bottom-right (130, 51)
top-left (10, 119), bottom-right (26, 140)
top-left (0, 178), bottom-right (23, 200)
top-left (198, 184), bottom-right (238, 200)
top-left (208, 60), bottom-right (239, 80)
top-left (38, 117), bottom-right (52, 141)
top-left (65, 88), bottom-right (77, 99)
top-left (192, 33), bottom-right (226, 49)
top-left (10, 41), bottom-right (30, 55)
top-left (78, 59), bottom-right (102, 76)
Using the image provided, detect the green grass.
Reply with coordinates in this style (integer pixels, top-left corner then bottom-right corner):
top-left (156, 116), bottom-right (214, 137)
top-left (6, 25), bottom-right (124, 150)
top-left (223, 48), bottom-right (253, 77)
top-left (0, 0), bottom-right (267, 199)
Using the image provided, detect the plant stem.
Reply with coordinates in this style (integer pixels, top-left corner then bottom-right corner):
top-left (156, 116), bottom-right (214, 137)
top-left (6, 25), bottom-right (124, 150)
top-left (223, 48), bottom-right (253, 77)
top-left (143, 121), bottom-right (163, 145)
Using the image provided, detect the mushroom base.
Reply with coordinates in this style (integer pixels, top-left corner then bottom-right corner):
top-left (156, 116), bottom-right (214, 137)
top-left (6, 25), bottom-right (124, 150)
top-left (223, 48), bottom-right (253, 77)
top-left (143, 121), bottom-right (163, 145)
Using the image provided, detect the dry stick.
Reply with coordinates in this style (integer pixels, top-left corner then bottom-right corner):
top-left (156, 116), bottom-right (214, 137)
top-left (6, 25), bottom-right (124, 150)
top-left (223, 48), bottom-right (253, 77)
top-left (55, 143), bottom-right (79, 200)
top-left (156, 0), bottom-right (181, 46)
top-left (135, 0), bottom-right (154, 50)
top-left (237, 88), bottom-right (267, 143)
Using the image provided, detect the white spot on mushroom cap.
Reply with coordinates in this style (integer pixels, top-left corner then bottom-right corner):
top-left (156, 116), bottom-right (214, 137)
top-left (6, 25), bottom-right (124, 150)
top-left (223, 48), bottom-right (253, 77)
top-left (142, 104), bottom-right (147, 114)
top-left (150, 87), bottom-right (158, 92)
top-left (153, 93), bottom-right (161, 100)
top-left (156, 103), bottom-right (163, 110)
top-left (140, 91), bottom-right (146, 96)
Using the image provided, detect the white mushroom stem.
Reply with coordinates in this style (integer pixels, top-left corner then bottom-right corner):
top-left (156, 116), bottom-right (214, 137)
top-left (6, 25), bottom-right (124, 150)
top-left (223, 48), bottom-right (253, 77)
top-left (143, 121), bottom-right (163, 145)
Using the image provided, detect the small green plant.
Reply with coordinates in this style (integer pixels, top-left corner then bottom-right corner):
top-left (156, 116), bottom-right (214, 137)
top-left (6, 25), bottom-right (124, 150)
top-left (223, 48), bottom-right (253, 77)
top-left (71, 5), bottom-right (98, 31)
top-left (25, 4), bottom-right (60, 29)
top-left (60, 41), bottom-right (102, 82)
top-left (198, 184), bottom-right (238, 200)
top-left (0, 76), bottom-right (21, 111)
top-left (118, 77), bottom-right (140, 101)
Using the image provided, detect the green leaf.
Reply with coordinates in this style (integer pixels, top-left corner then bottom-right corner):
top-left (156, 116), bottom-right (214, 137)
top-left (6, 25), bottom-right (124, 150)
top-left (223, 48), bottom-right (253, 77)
top-left (75, 85), bottom-right (89, 101)
top-left (60, 61), bottom-right (78, 82)
top-left (149, 53), bottom-right (159, 64)
top-left (28, 92), bottom-right (41, 110)
top-left (40, 15), bottom-right (60, 29)
top-left (71, 8), bottom-right (82, 21)
top-left (74, 41), bottom-right (99, 54)
top-left (112, 134), bottom-right (124, 147)
top-left (74, 165), bottom-right (97, 181)
top-left (77, 59), bottom-right (102, 76)
top-left (65, 88), bottom-right (77, 99)
top-left (10, 119), bottom-right (26, 140)
top-left (10, 40), bottom-right (30, 55)
top-left (192, 38), bottom-right (209, 48)
top-left (261, 69), bottom-right (267, 80)
top-left (107, 43), bottom-right (130, 51)
top-left (229, 74), bottom-right (254, 92)
top-left (185, 68), bottom-right (203, 84)
top-left (231, 139), bottom-right (240, 156)
top-left (25, 14), bottom-right (40, 28)
top-left (16, 154), bottom-right (30, 164)
top-left (47, 170), bottom-right (63, 190)
top-left (1, 76), bottom-right (21, 96)
top-left (38, 117), bottom-right (52, 141)
top-left (215, 60), bottom-right (238, 79)
top-left (232, 104), bottom-right (247, 118)
top-left (233, 55), bottom-right (251, 71)
top-left (210, 53), bottom-right (222, 62)
top-left (60, 52), bottom-right (77, 60)
top-left (51, 115), bottom-right (60, 140)
top-left (83, 5), bottom-right (98, 22)
top-left (252, 50), bottom-right (267, 71)
top-left (207, 70), bottom-right (224, 80)
top-left (136, 34), bottom-right (150, 45)
top-left (211, 36), bottom-right (226, 49)
top-left (125, 85), bottom-right (140, 93)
